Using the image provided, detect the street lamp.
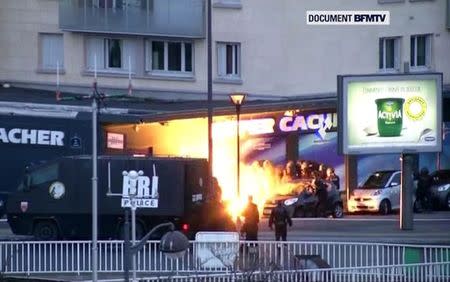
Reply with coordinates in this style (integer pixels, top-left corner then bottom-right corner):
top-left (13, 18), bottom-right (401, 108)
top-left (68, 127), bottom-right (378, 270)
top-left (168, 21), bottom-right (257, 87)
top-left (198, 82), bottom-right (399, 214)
top-left (123, 213), bottom-right (189, 282)
top-left (229, 93), bottom-right (247, 198)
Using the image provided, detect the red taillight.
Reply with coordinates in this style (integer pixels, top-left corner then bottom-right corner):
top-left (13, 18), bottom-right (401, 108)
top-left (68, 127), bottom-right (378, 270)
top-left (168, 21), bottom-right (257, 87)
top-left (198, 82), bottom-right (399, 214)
top-left (182, 224), bottom-right (189, 231)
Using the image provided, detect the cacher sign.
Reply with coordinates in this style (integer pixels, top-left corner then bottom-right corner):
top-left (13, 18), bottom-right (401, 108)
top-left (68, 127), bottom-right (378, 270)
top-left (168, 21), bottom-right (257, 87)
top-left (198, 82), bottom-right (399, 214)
top-left (278, 112), bottom-right (337, 139)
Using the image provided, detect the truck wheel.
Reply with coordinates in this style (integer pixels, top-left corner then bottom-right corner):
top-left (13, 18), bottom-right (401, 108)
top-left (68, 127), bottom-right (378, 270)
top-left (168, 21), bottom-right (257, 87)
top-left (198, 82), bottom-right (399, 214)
top-left (33, 221), bottom-right (59, 241)
top-left (446, 194), bottom-right (450, 210)
top-left (379, 200), bottom-right (391, 215)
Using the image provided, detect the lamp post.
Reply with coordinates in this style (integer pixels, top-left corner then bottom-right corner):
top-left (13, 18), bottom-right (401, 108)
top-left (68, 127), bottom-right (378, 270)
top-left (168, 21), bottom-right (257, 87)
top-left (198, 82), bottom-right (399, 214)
top-left (229, 93), bottom-right (246, 198)
top-left (123, 215), bottom-right (189, 282)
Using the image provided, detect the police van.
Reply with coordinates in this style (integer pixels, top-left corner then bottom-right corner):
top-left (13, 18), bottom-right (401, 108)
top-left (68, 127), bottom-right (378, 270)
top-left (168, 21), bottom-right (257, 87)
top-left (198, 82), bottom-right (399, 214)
top-left (6, 155), bottom-right (234, 240)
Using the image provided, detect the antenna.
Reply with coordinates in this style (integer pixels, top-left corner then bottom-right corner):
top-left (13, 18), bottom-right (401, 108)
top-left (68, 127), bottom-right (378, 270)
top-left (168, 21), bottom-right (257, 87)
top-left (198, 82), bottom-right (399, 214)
top-left (56, 61), bottom-right (61, 101)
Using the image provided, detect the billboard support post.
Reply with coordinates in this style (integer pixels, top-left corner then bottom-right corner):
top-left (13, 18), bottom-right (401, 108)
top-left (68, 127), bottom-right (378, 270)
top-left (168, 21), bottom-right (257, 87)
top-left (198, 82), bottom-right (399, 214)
top-left (344, 155), bottom-right (357, 210)
top-left (401, 153), bottom-right (415, 230)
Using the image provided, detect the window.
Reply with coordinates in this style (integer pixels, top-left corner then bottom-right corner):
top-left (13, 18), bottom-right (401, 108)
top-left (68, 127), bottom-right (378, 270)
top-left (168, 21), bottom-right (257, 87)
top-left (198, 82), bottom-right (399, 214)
top-left (19, 164), bottom-right (59, 191)
top-left (145, 40), bottom-right (193, 75)
top-left (390, 173), bottom-right (401, 186)
top-left (86, 37), bottom-right (136, 73)
top-left (410, 34), bottom-right (432, 70)
top-left (39, 34), bottom-right (64, 70)
top-left (379, 37), bottom-right (400, 71)
top-left (217, 42), bottom-right (240, 79)
top-left (106, 39), bottom-right (122, 69)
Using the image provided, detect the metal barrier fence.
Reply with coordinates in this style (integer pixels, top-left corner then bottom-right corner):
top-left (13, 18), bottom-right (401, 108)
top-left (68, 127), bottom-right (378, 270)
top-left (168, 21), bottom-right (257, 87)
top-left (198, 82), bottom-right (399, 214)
top-left (0, 240), bottom-right (448, 275)
top-left (138, 262), bottom-right (450, 282)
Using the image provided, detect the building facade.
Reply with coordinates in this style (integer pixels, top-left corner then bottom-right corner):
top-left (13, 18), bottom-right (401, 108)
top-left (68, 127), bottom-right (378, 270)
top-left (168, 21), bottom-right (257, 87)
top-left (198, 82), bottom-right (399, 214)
top-left (0, 0), bottom-right (448, 99)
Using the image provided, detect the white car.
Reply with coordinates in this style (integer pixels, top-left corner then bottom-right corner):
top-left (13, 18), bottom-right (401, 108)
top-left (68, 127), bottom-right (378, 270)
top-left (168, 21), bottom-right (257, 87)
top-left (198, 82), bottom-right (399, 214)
top-left (348, 170), bottom-right (403, 215)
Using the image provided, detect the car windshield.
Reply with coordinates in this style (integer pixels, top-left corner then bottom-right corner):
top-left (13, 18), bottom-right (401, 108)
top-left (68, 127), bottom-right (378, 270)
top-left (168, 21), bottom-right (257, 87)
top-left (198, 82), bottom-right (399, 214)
top-left (361, 172), bottom-right (393, 189)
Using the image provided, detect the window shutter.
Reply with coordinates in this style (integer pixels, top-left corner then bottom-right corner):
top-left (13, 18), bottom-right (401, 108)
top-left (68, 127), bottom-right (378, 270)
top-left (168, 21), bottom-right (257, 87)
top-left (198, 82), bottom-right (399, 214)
top-left (123, 39), bottom-right (136, 72)
top-left (217, 43), bottom-right (226, 76)
top-left (41, 36), bottom-right (53, 69)
top-left (86, 37), bottom-right (104, 70)
top-left (41, 34), bottom-right (63, 69)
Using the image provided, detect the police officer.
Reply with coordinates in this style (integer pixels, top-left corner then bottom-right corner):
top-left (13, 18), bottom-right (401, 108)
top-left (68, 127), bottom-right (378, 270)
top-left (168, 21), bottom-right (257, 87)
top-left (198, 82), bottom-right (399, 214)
top-left (269, 200), bottom-right (292, 241)
top-left (242, 195), bottom-right (259, 241)
top-left (326, 167), bottom-right (340, 190)
top-left (313, 172), bottom-right (328, 217)
top-left (416, 167), bottom-right (433, 212)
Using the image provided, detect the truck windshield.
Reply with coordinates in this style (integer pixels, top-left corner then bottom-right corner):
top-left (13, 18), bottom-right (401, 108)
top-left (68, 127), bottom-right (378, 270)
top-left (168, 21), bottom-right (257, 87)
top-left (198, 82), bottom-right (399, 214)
top-left (18, 164), bottom-right (59, 191)
top-left (362, 172), bottom-right (393, 189)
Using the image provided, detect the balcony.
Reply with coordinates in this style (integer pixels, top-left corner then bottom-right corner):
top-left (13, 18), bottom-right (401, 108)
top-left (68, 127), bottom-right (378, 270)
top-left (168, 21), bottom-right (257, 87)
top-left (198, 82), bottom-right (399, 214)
top-left (59, 0), bottom-right (205, 38)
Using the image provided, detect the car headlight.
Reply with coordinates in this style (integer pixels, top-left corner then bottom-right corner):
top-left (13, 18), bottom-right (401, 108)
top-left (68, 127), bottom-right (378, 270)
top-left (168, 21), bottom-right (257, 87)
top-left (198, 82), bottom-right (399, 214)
top-left (437, 184), bottom-right (450, 192)
top-left (372, 189), bottom-right (382, 196)
top-left (284, 198), bottom-right (298, 206)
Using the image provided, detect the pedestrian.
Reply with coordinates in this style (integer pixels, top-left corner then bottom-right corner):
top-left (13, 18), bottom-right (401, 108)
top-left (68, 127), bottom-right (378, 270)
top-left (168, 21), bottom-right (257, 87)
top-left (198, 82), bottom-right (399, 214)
top-left (312, 172), bottom-right (328, 217)
top-left (242, 195), bottom-right (259, 241)
top-left (416, 167), bottom-right (433, 212)
top-left (269, 200), bottom-right (292, 241)
top-left (298, 160), bottom-right (311, 179)
top-left (318, 163), bottom-right (327, 179)
top-left (325, 167), bottom-right (340, 190)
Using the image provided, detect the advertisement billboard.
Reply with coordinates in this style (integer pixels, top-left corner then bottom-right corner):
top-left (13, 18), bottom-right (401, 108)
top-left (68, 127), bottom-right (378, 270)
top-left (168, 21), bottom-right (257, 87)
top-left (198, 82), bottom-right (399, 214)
top-left (338, 73), bottom-right (442, 154)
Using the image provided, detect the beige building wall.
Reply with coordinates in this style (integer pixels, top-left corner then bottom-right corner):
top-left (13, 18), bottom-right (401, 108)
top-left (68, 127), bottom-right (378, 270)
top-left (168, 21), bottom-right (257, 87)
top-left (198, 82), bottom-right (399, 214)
top-left (0, 0), bottom-right (448, 98)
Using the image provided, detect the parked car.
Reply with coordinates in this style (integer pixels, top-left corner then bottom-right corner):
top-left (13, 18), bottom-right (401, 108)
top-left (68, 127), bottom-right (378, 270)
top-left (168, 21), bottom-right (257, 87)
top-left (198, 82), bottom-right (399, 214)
top-left (429, 170), bottom-right (450, 210)
top-left (263, 178), bottom-right (344, 218)
top-left (348, 170), bottom-right (403, 215)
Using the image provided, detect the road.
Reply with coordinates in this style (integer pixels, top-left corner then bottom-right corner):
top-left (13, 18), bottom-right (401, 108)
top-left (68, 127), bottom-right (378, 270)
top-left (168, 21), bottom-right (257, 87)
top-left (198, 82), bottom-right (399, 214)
top-left (1, 212), bottom-right (450, 244)
top-left (257, 211), bottom-right (450, 244)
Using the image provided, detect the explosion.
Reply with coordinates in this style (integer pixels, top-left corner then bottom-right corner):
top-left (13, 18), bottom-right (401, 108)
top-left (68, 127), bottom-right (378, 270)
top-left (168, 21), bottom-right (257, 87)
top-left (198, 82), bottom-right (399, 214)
top-left (212, 122), bottom-right (301, 220)
top-left (107, 116), bottom-right (300, 220)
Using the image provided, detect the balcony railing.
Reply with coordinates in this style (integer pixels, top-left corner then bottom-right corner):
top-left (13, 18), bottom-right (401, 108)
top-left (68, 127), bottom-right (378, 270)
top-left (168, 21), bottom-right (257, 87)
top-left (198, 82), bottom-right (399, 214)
top-left (59, 0), bottom-right (205, 38)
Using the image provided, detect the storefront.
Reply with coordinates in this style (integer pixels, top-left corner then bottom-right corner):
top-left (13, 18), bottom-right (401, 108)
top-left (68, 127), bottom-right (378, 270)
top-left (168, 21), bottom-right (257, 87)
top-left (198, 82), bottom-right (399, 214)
top-left (102, 92), bottom-right (450, 215)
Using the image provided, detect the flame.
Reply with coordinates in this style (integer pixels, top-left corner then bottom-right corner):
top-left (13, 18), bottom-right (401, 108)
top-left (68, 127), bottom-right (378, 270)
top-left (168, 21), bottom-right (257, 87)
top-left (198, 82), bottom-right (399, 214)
top-left (106, 116), bottom-right (303, 221)
top-left (211, 121), bottom-right (301, 220)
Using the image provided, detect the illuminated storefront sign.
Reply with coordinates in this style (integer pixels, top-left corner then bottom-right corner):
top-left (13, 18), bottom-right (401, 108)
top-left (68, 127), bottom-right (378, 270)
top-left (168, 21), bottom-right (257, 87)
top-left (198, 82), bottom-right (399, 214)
top-left (107, 132), bottom-right (125, 149)
top-left (213, 118), bottom-right (275, 137)
top-left (278, 113), bottom-right (337, 139)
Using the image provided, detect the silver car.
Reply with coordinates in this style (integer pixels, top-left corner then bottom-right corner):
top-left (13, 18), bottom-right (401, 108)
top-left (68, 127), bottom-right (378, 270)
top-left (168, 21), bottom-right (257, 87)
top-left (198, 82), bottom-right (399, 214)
top-left (348, 170), bottom-right (401, 215)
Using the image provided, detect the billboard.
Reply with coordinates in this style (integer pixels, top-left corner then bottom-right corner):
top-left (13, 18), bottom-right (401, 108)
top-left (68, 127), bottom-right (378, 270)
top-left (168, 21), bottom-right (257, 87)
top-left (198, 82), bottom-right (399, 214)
top-left (338, 73), bottom-right (442, 154)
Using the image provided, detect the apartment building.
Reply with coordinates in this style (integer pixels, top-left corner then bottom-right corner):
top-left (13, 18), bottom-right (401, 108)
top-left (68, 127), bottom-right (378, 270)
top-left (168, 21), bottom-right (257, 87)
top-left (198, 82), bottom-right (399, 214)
top-left (0, 0), bottom-right (448, 100)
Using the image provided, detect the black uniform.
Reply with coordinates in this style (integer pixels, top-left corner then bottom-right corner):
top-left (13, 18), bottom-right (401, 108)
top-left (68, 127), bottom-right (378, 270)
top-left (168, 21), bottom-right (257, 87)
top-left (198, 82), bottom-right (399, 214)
top-left (326, 174), bottom-right (340, 191)
top-left (242, 202), bottom-right (259, 241)
top-left (416, 170), bottom-right (433, 210)
top-left (269, 203), bottom-right (292, 241)
top-left (315, 179), bottom-right (328, 217)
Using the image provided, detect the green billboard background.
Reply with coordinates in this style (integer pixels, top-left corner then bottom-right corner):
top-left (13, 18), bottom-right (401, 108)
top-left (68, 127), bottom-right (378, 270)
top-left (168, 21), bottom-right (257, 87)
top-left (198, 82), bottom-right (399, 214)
top-left (346, 79), bottom-right (438, 151)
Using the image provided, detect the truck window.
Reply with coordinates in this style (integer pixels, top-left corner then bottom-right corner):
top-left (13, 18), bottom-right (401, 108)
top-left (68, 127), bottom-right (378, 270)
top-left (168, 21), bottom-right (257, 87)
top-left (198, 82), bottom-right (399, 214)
top-left (28, 164), bottom-right (59, 187)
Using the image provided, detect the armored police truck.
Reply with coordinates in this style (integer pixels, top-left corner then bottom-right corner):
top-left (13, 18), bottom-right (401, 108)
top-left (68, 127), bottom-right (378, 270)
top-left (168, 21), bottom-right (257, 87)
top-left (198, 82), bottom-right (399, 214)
top-left (0, 114), bottom-right (92, 218)
top-left (6, 155), bottom-right (234, 240)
